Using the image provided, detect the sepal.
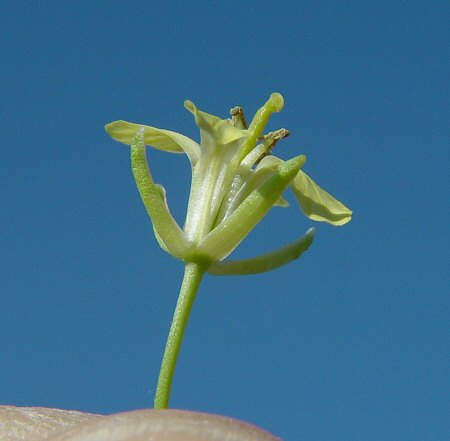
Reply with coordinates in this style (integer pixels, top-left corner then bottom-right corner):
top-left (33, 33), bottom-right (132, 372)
top-left (208, 228), bottom-right (315, 275)
top-left (130, 129), bottom-right (192, 259)
top-left (198, 155), bottom-right (305, 261)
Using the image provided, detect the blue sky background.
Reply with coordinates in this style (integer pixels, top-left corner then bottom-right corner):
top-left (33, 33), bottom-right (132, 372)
top-left (1, 2), bottom-right (449, 440)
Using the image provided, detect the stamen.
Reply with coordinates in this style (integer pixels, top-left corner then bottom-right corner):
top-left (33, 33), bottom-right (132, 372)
top-left (254, 128), bottom-right (290, 165)
top-left (230, 106), bottom-right (248, 129)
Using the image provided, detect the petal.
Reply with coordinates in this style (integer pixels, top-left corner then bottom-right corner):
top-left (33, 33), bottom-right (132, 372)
top-left (105, 120), bottom-right (201, 165)
top-left (184, 101), bottom-right (247, 146)
top-left (274, 195), bottom-right (289, 207)
top-left (291, 170), bottom-right (353, 226)
top-left (208, 228), bottom-right (314, 275)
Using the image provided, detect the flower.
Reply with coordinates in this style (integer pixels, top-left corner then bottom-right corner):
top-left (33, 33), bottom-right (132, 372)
top-left (105, 93), bottom-right (352, 275)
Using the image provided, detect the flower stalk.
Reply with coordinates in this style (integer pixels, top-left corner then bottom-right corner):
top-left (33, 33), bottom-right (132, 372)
top-left (154, 262), bottom-right (207, 409)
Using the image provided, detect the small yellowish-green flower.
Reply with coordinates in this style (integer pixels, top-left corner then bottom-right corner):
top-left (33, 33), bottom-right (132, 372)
top-left (105, 93), bottom-right (352, 275)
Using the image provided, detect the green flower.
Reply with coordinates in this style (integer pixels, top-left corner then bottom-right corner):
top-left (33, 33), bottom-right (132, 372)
top-left (105, 93), bottom-right (352, 275)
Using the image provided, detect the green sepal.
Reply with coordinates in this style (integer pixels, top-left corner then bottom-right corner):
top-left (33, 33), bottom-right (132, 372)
top-left (130, 129), bottom-right (192, 259)
top-left (208, 228), bottom-right (315, 275)
top-left (239, 93), bottom-right (284, 161)
top-left (198, 155), bottom-right (305, 261)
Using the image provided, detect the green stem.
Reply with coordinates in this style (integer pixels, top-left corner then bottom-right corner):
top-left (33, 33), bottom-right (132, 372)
top-left (154, 261), bottom-right (207, 409)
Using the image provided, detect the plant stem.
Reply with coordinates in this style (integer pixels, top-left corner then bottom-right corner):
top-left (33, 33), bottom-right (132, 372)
top-left (154, 261), bottom-right (207, 409)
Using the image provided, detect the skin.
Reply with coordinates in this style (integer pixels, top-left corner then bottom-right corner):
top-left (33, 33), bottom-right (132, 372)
top-left (0, 406), bottom-right (282, 441)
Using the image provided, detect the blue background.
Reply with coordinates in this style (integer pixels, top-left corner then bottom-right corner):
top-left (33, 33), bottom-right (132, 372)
top-left (1, 2), bottom-right (449, 440)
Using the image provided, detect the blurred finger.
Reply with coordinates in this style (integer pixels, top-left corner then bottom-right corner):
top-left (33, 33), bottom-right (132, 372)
top-left (0, 406), bottom-right (282, 441)
top-left (0, 405), bottom-right (101, 440)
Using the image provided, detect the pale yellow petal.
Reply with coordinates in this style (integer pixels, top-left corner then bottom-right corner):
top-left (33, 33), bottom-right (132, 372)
top-left (291, 170), bottom-right (352, 226)
top-left (105, 120), bottom-right (200, 163)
